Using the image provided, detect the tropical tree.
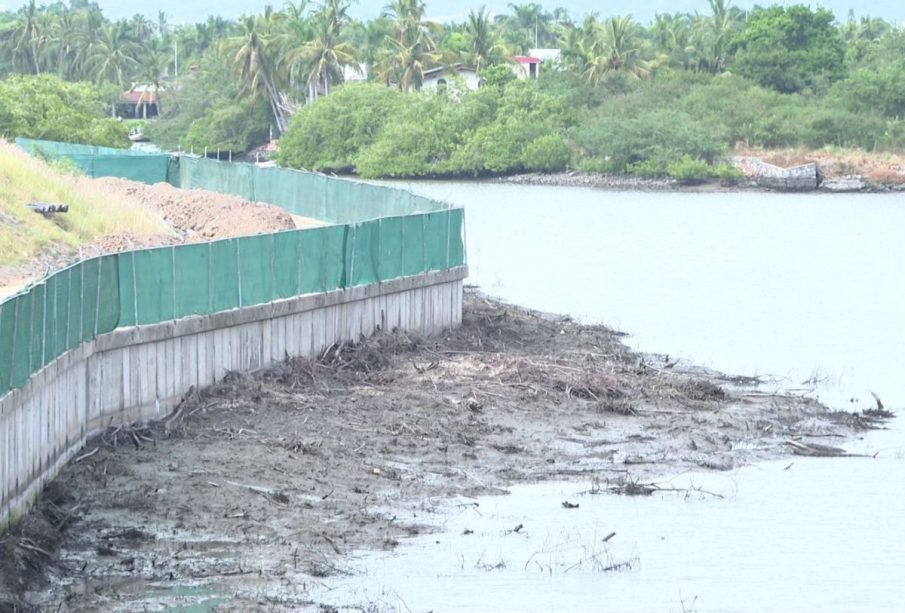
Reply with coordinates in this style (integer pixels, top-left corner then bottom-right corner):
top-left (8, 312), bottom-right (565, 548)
top-left (583, 16), bottom-right (650, 84)
top-left (289, 0), bottom-right (359, 102)
top-left (649, 13), bottom-right (694, 71)
top-left (156, 10), bottom-right (170, 39)
top-left (377, 0), bottom-right (442, 92)
top-left (74, 3), bottom-right (106, 61)
top-left (499, 2), bottom-right (552, 52)
top-left (732, 5), bottom-right (846, 93)
top-left (699, 0), bottom-right (742, 73)
top-left (463, 6), bottom-right (508, 71)
top-left (85, 22), bottom-right (138, 86)
top-left (1, 0), bottom-right (45, 74)
top-left (129, 13), bottom-right (154, 44)
top-left (220, 12), bottom-right (291, 131)
top-left (346, 15), bottom-right (393, 66)
top-left (133, 37), bottom-right (170, 116)
top-left (42, 8), bottom-right (82, 79)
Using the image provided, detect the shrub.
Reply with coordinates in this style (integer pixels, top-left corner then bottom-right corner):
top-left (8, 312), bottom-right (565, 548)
top-left (666, 155), bottom-right (713, 181)
top-left (0, 74), bottom-right (128, 147)
top-left (276, 83), bottom-right (405, 172)
top-left (521, 134), bottom-right (572, 172)
top-left (573, 109), bottom-right (726, 174)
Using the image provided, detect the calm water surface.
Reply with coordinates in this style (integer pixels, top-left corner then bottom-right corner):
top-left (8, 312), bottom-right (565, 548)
top-left (406, 183), bottom-right (905, 411)
top-left (325, 183), bottom-right (905, 612)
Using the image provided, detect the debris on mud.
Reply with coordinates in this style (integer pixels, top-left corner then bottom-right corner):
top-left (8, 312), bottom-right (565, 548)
top-left (1, 290), bottom-right (892, 611)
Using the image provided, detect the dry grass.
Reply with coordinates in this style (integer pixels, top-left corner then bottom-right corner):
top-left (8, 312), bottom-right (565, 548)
top-left (733, 144), bottom-right (905, 180)
top-left (0, 141), bottom-right (172, 266)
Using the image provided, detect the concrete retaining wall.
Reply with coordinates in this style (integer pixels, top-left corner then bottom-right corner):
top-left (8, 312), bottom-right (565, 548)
top-left (0, 267), bottom-right (466, 530)
top-left (731, 156), bottom-right (820, 191)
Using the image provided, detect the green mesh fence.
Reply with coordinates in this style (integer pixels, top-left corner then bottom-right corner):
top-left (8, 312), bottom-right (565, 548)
top-left (2, 141), bottom-right (466, 397)
top-left (0, 255), bottom-right (121, 396)
top-left (16, 138), bottom-right (172, 184)
top-left (179, 157), bottom-right (449, 224)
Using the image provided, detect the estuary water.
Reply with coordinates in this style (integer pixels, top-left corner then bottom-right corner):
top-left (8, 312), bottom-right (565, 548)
top-left (320, 182), bottom-right (905, 612)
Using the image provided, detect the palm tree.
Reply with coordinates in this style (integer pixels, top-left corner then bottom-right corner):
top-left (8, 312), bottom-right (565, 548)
top-left (378, 0), bottom-right (441, 92)
top-left (133, 38), bottom-right (169, 117)
top-left (650, 13), bottom-right (686, 66)
top-left (42, 7), bottom-right (82, 79)
top-left (85, 22), bottom-right (138, 86)
top-left (1, 0), bottom-right (45, 74)
top-left (277, 1), bottom-right (315, 89)
top-left (463, 6), bottom-right (508, 71)
top-left (74, 5), bottom-right (106, 71)
top-left (500, 2), bottom-right (552, 52)
top-left (157, 11), bottom-right (170, 39)
top-left (129, 14), bottom-right (154, 44)
top-left (220, 13), bottom-right (290, 131)
top-left (350, 15), bottom-right (393, 66)
top-left (289, 0), bottom-right (360, 102)
top-left (700, 0), bottom-right (742, 73)
top-left (583, 16), bottom-right (650, 84)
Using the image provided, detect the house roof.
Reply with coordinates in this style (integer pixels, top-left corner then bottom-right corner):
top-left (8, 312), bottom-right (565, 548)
top-left (122, 90), bottom-right (158, 104)
top-left (422, 64), bottom-right (477, 79)
top-left (513, 56), bottom-right (542, 64)
top-left (122, 84), bottom-right (164, 104)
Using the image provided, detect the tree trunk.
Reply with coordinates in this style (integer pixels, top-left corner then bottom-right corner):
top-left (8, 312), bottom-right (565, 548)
top-left (263, 77), bottom-right (288, 133)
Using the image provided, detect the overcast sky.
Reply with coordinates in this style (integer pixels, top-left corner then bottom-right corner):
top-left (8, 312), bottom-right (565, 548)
top-left (4, 0), bottom-right (903, 24)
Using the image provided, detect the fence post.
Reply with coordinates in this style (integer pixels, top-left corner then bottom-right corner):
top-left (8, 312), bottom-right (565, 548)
top-left (236, 240), bottom-right (243, 308)
top-left (94, 257), bottom-right (102, 336)
top-left (446, 203), bottom-right (452, 270)
top-left (171, 246), bottom-right (178, 321)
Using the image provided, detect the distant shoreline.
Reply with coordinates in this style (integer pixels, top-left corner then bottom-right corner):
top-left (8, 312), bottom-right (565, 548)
top-left (495, 171), bottom-right (905, 193)
top-left (346, 168), bottom-right (905, 194)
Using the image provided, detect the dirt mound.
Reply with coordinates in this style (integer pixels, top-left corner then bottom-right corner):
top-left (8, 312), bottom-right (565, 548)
top-left (88, 178), bottom-right (314, 242)
top-left (86, 232), bottom-right (181, 254)
top-left (1, 177), bottom-right (326, 299)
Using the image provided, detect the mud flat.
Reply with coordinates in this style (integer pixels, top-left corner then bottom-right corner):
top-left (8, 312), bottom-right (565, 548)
top-left (0, 291), bottom-right (890, 611)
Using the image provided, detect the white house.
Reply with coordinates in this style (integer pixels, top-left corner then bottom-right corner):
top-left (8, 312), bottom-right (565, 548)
top-left (422, 65), bottom-right (481, 91)
top-left (529, 48), bottom-right (562, 66)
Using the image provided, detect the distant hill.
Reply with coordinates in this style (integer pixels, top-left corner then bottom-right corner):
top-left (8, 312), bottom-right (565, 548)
top-left (90, 0), bottom-right (905, 25)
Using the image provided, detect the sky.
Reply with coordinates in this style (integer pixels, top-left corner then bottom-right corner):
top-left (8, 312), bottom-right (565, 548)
top-left (11, 0), bottom-right (902, 25)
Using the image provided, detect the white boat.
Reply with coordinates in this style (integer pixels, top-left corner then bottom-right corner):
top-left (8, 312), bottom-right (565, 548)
top-left (128, 126), bottom-right (149, 142)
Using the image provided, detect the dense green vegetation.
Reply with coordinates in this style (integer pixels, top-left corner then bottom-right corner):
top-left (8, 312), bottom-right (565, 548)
top-left (2, 0), bottom-right (905, 177)
top-left (0, 74), bottom-right (127, 146)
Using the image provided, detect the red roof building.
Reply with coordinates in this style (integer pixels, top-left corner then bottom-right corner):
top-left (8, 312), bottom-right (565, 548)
top-left (512, 56), bottom-right (542, 79)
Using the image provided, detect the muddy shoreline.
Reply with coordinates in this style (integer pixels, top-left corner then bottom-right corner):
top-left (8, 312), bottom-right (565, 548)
top-left (0, 291), bottom-right (890, 611)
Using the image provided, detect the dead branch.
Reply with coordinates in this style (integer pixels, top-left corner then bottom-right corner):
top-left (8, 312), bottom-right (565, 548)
top-left (74, 447), bottom-right (99, 463)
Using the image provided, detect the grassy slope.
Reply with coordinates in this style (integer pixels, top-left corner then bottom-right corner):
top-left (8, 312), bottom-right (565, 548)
top-left (0, 141), bottom-right (171, 267)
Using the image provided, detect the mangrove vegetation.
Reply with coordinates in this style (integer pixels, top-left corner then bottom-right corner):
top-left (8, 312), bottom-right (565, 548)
top-left (1, 1), bottom-right (904, 178)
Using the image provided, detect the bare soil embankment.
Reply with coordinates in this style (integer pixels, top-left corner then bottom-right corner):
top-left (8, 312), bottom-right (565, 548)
top-left (0, 174), bottom-right (324, 300)
top-left (1, 291), bottom-right (889, 611)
